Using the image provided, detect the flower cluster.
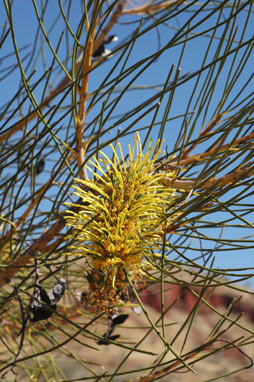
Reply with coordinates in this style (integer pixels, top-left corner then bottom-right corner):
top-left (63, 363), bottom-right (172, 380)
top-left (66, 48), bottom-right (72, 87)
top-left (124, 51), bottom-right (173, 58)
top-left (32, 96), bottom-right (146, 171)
top-left (65, 133), bottom-right (176, 311)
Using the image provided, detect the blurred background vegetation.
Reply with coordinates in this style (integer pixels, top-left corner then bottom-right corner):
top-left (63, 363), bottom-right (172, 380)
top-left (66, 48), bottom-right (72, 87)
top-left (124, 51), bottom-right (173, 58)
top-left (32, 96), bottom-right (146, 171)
top-left (0, 1), bottom-right (254, 381)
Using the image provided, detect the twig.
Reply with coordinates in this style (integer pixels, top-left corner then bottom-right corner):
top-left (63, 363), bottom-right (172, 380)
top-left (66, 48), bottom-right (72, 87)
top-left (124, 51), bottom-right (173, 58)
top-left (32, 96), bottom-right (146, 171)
top-left (182, 112), bottom-right (226, 159)
top-left (0, 225), bottom-right (65, 289)
top-left (161, 165), bottom-right (254, 191)
top-left (93, 0), bottom-right (127, 53)
top-left (0, 147), bottom-right (76, 248)
top-left (75, 0), bottom-right (127, 180)
top-left (129, 335), bottom-right (250, 382)
top-left (75, 1), bottom-right (99, 180)
top-left (1, 288), bottom-right (25, 378)
top-left (122, 0), bottom-right (187, 15)
top-left (170, 129), bottom-right (254, 168)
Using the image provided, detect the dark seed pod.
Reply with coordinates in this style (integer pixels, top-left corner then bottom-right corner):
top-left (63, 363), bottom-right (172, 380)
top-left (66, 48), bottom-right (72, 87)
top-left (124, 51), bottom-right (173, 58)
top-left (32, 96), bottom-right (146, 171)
top-left (98, 334), bottom-right (120, 345)
top-left (30, 304), bottom-right (56, 322)
top-left (112, 314), bottom-right (129, 326)
top-left (30, 279), bottom-right (66, 322)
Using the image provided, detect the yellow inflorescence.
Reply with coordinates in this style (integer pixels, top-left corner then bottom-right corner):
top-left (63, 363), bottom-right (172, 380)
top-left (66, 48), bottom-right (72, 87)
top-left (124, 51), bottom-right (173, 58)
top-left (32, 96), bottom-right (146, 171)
top-left (65, 133), bottom-right (176, 311)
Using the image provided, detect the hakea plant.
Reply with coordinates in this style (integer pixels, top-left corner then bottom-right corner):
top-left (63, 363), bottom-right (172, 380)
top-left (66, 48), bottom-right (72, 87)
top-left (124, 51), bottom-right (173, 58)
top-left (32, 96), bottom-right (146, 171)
top-left (65, 133), bottom-right (178, 312)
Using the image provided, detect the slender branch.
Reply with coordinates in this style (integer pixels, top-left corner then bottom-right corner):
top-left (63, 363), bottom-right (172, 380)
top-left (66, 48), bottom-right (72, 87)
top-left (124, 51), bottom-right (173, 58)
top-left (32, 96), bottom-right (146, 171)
top-left (182, 112), bottom-right (226, 159)
top-left (0, 146), bottom-right (77, 248)
top-left (92, 0), bottom-right (127, 53)
top-left (75, 1), bottom-right (99, 180)
top-left (161, 166), bottom-right (254, 191)
top-left (122, 0), bottom-right (187, 15)
top-left (129, 336), bottom-right (247, 382)
top-left (0, 222), bottom-right (64, 289)
top-left (0, 191), bottom-right (81, 289)
top-left (170, 129), bottom-right (254, 167)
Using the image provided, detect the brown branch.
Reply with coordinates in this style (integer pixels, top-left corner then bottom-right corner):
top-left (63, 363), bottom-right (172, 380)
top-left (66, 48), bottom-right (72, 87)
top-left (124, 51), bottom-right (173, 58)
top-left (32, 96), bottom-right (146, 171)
top-left (76, 1), bottom-right (127, 180)
top-left (129, 347), bottom-right (200, 382)
top-left (0, 219), bottom-right (65, 288)
top-left (75, 1), bottom-right (99, 181)
top-left (0, 150), bottom-right (80, 288)
top-left (170, 129), bottom-right (254, 168)
top-left (93, 0), bottom-right (127, 53)
top-left (0, 191), bottom-right (83, 289)
top-left (0, 146), bottom-right (77, 249)
top-left (0, 72), bottom-right (74, 143)
top-left (129, 336), bottom-right (247, 382)
top-left (182, 112), bottom-right (226, 159)
top-left (161, 166), bottom-right (254, 191)
top-left (122, 0), bottom-right (187, 15)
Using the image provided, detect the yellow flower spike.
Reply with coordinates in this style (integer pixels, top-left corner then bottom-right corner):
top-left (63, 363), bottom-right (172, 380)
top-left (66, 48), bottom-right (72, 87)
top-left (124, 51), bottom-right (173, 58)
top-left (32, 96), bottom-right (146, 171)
top-left (64, 132), bottom-right (177, 312)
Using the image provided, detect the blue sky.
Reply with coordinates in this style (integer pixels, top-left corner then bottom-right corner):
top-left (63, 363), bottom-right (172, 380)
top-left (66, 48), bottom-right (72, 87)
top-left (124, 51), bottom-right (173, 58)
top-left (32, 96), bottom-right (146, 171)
top-left (1, 1), bottom-right (254, 285)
